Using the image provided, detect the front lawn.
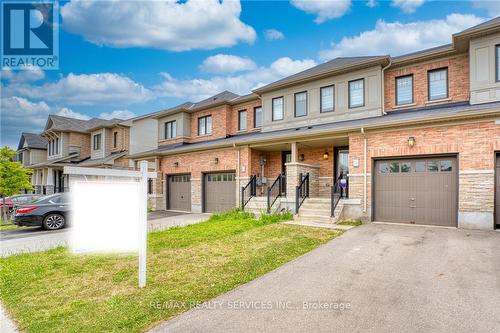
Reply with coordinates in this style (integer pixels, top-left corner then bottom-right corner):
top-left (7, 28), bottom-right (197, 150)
top-left (0, 210), bottom-right (343, 333)
top-left (0, 219), bottom-right (20, 231)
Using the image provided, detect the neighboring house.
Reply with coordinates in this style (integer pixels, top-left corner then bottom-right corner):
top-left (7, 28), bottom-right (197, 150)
top-left (15, 133), bottom-right (48, 193)
top-left (24, 115), bottom-right (129, 195)
top-left (127, 17), bottom-right (500, 231)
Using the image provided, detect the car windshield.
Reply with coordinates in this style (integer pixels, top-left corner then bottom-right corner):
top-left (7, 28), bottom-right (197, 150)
top-left (33, 194), bottom-right (60, 203)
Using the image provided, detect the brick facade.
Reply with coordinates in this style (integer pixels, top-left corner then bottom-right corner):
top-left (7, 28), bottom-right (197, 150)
top-left (385, 54), bottom-right (470, 111)
top-left (347, 119), bottom-right (500, 229)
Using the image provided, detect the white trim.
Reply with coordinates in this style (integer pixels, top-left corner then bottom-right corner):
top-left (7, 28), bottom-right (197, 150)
top-left (64, 166), bottom-right (157, 178)
top-left (348, 173), bottom-right (372, 177)
top-left (284, 162), bottom-right (320, 168)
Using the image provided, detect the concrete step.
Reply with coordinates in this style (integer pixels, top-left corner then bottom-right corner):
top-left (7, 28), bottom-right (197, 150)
top-left (295, 214), bottom-right (334, 223)
top-left (284, 220), bottom-right (353, 230)
top-left (298, 208), bottom-right (331, 216)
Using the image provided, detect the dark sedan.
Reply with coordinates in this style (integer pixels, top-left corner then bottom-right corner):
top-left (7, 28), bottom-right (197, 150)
top-left (14, 193), bottom-right (70, 230)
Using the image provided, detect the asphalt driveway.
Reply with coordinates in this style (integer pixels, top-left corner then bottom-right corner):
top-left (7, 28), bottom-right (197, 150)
top-left (150, 223), bottom-right (500, 333)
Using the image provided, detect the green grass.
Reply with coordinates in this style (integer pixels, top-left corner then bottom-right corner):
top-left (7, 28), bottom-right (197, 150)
top-left (337, 219), bottom-right (363, 227)
top-left (0, 209), bottom-right (342, 333)
top-left (0, 219), bottom-right (20, 231)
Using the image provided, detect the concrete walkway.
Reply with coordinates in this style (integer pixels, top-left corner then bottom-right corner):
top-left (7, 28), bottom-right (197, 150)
top-left (150, 223), bottom-right (500, 333)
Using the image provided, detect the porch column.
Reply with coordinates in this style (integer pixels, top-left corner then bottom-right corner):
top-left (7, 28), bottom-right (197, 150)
top-left (291, 142), bottom-right (298, 163)
top-left (46, 167), bottom-right (54, 194)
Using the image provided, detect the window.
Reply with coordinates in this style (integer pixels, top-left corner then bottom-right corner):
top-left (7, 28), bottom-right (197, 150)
top-left (147, 179), bottom-right (153, 194)
top-left (389, 162), bottom-right (400, 173)
top-left (238, 110), bottom-right (247, 131)
top-left (113, 131), bottom-right (118, 148)
top-left (415, 161), bottom-right (426, 172)
top-left (198, 115), bottom-right (212, 136)
top-left (401, 162), bottom-right (412, 173)
top-left (294, 91), bottom-right (307, 117)
top-left (396, 75), bottom-right (413, 105)
top-left (164, 120), bottom-right (177, 139)
top-left (272, 97), bottom-right (284, 121)
top-left (427, 161), bottom-right (439, 172)
top-left (48, 137), bottom-right (60, 156)
top-left (254, 106), bottom-right (262, 128)
top-left (379, 163), bottom-right (389, 173)
top-left (320, 85), bottom-right (334, 113)
top-left (349, 79), bottom-right (364, 108)
top-left (93, 133), bottom-right (101, 150)
top-left (428, 68), bottom-right (448, 101)
top-left (440, 160), bottom-right (453, 172)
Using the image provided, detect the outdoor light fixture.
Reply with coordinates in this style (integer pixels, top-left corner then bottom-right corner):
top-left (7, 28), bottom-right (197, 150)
top-left (172, 162), bottom-right (179, 167)
top-left (323, 151), bottom-right (329, 160)
top-left (214, 157), bottom-right (219, 164)
top-left (408, 137), bottom-right (416, 147)
top-left (299, 154), bottom-right (305, 161)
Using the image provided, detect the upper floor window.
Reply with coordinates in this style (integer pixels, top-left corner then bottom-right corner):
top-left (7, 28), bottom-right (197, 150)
top-left (428, 68), bottom-right (448, 101)
top-left (113, 131), bottom-right (118, 148)
top-left (164, 120), bottom-right (177, 139)
top-left (48, 137), bottom-right (60, 156)
top-left (496, 45), bottom-right (500, 82)
top-left (320, 85), bottom-right (334, 113)
top-left (349, 79), bottom-right (364, 108)
top-left (238, 110), bottom-right (247, 131)
top-left (396, 75), bottom-right (413, 105)
top-left (254, 106), bottom-right (262, 128)
top-left (294, 91), bottom-right (307, 117)
top-left (272, 97), bottom-right (284, 121)
top-left (198, 115), bottom-right (212, 136)
top-left (93, 133), bottom-right (102, 150)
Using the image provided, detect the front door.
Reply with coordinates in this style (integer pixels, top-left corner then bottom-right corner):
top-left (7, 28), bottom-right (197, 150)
top-left (335, 148), bottom-right (349, 197)
top-left (281, 151), bottom-right (291, 174)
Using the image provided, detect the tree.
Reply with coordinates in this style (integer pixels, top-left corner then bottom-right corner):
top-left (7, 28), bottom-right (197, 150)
top-left (0, 146), bottom-right (33, 221)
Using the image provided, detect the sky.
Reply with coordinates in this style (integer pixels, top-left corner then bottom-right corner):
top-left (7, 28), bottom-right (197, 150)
top-left (1, 0), bottom-right (500, 148)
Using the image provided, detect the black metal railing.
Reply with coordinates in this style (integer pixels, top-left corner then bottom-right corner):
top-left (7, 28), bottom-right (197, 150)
top-left (267, 173), bottom-right (285, 213)
top-left (295, 173), bottom-right (310, 213)
top-left (330, 174), bottom-right (348, 217)
top-left (54, 187), bottom-right (70, 193)
top-left (241, 175), bottom-right (257, 210)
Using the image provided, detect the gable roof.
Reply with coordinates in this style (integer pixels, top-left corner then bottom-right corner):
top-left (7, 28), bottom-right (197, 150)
top-left (86, 118), bottom-right (126, 132)
top-left (43, 115), bottom-right (121, 133)
top-left (253, 56), bottom-right (390, 94)
top-left (17, 133), bottom-right (47, 150)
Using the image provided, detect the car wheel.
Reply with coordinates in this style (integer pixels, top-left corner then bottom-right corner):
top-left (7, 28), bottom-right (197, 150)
top-left (43, 213), bottom-right (65, 230)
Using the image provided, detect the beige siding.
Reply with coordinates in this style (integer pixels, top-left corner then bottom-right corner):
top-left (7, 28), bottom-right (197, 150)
top-left (470, 32), bottom-right (500, 104)
top-left (157, 111), bottom-right (191, 141)
top-left (30, 148), bottom-right (47, 165)
top-left (130, 118), bottom-right (158, 155)
top-left (90, 129), bottom-right (105, 159)
top-left (260, 65), bottom-right (383, 132)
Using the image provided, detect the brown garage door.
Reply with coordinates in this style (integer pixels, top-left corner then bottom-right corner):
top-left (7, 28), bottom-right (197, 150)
top-left (204, 172), bottom-right (236, 213)
top-left (374, 157), bottom-right (457, 227)
top-left (496, 155), bottom-right (500, 228)
top-left (168, 174), bottom-right (191, 211)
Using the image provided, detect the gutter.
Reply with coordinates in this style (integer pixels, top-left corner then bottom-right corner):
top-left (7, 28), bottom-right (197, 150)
top-left (381, 59), bottom-right (392, 115)
top-left (360, 128), bottom-right (367, 214)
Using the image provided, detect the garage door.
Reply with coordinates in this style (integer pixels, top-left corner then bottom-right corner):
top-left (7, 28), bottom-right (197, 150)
top-left (204, 172), bottom-right (236, 213)
top-left (496, 155), bottom-right (500, 228)
top-left (374, 157), bottom-right (457, 227)
top-left (168, 174), bottom-right (191, 211)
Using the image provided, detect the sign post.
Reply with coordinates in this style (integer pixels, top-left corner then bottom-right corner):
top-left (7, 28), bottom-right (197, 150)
top-left (64, 162), bottom-right (156, 289)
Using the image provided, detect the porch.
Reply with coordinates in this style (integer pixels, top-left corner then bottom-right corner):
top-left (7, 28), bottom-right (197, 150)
top-left (241, 136), bottom-right (350, 217)
top-left (32, 167), bottom-right (69, 195)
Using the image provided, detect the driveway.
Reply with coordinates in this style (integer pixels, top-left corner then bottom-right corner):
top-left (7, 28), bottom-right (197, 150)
top-left (0, 212), bottom-right (209, 257)
top-left (150, 223), bottom-right (500, 333)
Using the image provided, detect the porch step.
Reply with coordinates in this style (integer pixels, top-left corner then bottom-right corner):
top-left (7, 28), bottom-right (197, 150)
top-left (284, 220), bottom-right (353, 231)
top-left (297, 208), bottom-right (331, 217)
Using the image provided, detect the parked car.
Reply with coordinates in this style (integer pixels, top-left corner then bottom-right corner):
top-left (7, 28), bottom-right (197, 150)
top-left (13, 193), bottom-right (70, 230)
top-left (0, 194), bottom-right (43, 216)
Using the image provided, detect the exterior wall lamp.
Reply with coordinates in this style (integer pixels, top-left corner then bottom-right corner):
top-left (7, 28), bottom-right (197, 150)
top-left (408, 136), bottom-right (416, 147)
top-left (299, 154), bottom-right (305, 162)
top-left (172, 162), bottom-right (179, 167)
top-left (214, 157), bottom-right (219, 164)
top-left (323, 151), bottom-right (329, 160)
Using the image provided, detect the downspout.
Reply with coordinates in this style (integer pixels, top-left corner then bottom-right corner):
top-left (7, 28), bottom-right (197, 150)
top-left (234, 143), bottom-right (240, 203)
top-left (361, 128), bottom-right (367, 214)
top-left (381, 58), bottom-right (392, 115)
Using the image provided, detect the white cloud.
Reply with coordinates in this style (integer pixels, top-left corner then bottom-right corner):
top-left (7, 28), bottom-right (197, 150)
top-left (472, 0), bottom-right (500, 17)
top-left (199, 54), bottom-right (257, 74)
top-left (319, 14), bottom-right (485, 60)
top-left (7, 73), bottom-right (153, 106)
top-left (98, 110), bottom-right (136, 120)
top-left (265, 29), bottom-right (285, 41)
top-left (366, 0), bottom-right (378, 8)
top-left (391, 0), bottom-right (426, 14)
top-left (154, 57), bottom-right (317, 101)
top-left (0, 97), bottom-right (88, 148)
top-left (1, 66), bottom-right (45, 82)
top-left (290, 0), bottom-right (351, 23)
top-left (57, 107), bottom-right (90, 120)
top-left (61, 0), bottom-right (256, 52)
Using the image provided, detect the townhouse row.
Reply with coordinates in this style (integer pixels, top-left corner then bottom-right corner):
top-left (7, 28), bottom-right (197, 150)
top-left (18, 17), bottom-right (500, 230)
